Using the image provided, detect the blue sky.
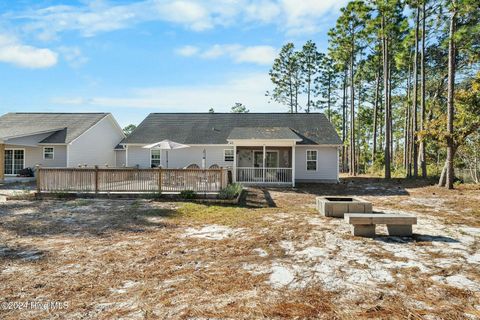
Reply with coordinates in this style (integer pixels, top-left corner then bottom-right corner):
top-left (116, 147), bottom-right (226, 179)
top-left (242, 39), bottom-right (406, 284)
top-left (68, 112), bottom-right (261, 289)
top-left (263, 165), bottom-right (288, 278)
top-left (0, 0), bottom-right (348, 127)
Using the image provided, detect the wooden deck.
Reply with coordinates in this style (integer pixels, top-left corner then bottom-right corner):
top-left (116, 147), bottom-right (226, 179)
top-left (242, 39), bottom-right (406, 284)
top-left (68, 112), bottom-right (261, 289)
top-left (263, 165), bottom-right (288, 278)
top-left (36, 166), bottom-right (228, 193)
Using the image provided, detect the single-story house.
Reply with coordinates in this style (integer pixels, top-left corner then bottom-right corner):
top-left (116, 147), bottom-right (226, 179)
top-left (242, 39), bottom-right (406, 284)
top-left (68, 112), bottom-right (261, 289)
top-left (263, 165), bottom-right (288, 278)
top-left (0, 113), bottom-right (125, 181)
top-left (118, 113), bottom-right (342, 186)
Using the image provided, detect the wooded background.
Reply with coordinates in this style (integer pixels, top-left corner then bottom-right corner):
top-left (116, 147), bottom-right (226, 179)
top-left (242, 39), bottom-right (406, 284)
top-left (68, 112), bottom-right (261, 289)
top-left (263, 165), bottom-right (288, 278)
top-left (266, 0), bottom-right (479, 189)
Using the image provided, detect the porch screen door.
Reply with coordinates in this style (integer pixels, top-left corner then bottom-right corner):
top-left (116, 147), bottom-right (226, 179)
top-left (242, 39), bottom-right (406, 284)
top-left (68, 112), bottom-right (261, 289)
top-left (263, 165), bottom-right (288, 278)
top-left (4, 149), bottom-right (24, 175)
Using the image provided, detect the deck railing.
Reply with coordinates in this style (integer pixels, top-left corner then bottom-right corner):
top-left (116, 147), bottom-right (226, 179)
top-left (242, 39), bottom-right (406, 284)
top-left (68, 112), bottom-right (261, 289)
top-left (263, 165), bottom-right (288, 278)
top-left (36, 166), bottom-right (228, 193)
top-left (236, 167), bottom-right (292, 184)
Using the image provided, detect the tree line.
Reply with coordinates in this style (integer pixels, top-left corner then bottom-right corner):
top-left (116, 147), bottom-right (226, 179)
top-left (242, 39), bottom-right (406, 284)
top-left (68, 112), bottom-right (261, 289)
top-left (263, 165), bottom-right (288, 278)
top-left (268, 0), bottom-right (479, 189)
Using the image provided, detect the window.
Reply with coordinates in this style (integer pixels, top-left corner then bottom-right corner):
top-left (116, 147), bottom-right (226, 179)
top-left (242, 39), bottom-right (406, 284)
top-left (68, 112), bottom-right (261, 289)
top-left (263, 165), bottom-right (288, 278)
top-left (43, 147), bottom-right (54, 160)
top-left (306, 150), bottom-right (317, 171)
top-left (151, 149), bottom-right (161, 168)
top-left (224, 149), bottom-right (234, 162)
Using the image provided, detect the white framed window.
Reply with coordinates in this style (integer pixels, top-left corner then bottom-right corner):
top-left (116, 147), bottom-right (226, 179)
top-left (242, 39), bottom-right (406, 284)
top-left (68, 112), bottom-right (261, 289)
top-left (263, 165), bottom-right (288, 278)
top-left (224, 149), bottom-right (234, 162)
top-left (306, 150), bottom-right (317, 171)
top-left (151, 149), bottom-right (161, 168)
top-left (43, 147), bottom-right (54, 160)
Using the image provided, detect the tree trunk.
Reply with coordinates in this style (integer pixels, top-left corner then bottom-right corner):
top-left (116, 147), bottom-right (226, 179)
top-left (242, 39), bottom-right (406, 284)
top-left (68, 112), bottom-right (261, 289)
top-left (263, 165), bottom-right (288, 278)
top-left (419, 0), bottom-right (427, 178)
top-left (350, 44), bottom-right (356, 176)
top-left (445, 1), bottom-right (457, 189)
top-left (289, 80), bottom-right (294, 113)
top-left (438, 161), bottom-right (447, 187)
top-left (307, 72), bottom-right (311, 113)
top-left (327, 74), bottom-right (332, 121)
top-left (372, 66), bottom-right (380, 164)
top-left (404, 57), bottom-right (412, 175)
top-left (412, 4), bottom-right (420, 178)
top-left (382, 14), bottom-right (391, 179)
top-left (342, 68), bottom-right (348, 172)
top-left (295, 80), bottom-right (299, 113)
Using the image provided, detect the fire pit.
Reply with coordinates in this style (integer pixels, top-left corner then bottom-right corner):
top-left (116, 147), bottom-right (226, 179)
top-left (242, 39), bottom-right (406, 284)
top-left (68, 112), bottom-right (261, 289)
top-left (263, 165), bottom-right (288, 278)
top-left (316, 196), bottom-right (372, 218)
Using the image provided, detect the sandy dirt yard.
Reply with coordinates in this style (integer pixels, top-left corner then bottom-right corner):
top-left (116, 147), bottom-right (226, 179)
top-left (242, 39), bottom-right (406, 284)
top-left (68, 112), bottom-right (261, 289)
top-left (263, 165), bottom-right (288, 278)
top-left (0, 178), bottom-right (479, 319)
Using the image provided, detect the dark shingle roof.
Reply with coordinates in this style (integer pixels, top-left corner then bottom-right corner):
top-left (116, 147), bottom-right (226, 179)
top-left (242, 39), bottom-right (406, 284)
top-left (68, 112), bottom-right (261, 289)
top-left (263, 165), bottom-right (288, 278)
top-left (122, 113), bottom-right (342, 145)
top-left (0, 113), bottom-right (109, 143)
top-left (228, 127), bottom-right (302, 140)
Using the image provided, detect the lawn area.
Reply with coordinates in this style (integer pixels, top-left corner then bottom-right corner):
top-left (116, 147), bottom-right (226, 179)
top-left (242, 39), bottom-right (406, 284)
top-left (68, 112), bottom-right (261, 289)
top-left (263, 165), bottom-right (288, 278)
top-left (1, 178), bottom-right (479, 319)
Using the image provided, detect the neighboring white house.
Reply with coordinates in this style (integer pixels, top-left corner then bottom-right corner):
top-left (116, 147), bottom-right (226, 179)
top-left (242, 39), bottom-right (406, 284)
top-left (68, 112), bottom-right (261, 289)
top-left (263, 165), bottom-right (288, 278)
top-left (119, 113), bottom-right (342, 186)
top-left (0, 113), bottom-right (125, 180)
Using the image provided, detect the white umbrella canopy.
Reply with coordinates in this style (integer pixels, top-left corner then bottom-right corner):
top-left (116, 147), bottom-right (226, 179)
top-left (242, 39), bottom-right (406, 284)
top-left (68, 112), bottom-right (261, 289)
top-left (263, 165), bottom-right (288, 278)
top-left (143, 140), bottom-right (189, 150)
top-left (143, 139), bottom-right (189, 168)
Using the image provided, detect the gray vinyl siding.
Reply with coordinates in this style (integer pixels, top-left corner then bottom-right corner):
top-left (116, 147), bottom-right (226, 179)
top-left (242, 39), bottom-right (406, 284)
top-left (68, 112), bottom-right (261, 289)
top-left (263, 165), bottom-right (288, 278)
top-left (68, 115), bottom-right (124, 167)
top-left (5, 144), bottom-right (67, 169)
top-left (294, 146), bottom-right (338, 182)
top-left (126, 145), bottom-right (233, 169)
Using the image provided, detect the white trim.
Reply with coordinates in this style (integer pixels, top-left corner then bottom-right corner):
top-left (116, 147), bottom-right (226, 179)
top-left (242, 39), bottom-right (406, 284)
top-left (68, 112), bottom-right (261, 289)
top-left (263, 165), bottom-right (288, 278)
top-left (227, 138), bottom-right (302, 143)
top-left (150, 148), bottom-right (161, 168)
top-left (125, 145), bottom-right (129, 167)
top-left (253, 150), bottom-right (279, 168)
top-left (106, 114), bottom-right (127, 139)
top-left (43, 146), bottom-right (55, 160)
top-left (336, 147), bottom-right (340, 182)
top-left (121, 143), bottom-right (231, 147)
top-left (223, 148), bottom-right (234, 162)
top-left (4, 148), bottom-right (25, 176)
top-left (37, 143), bottom-right (68, 146)
top-left (292, 145), bottom-right (296, 187)
top-left (232, 145), bottom-right (237, 183)
top-left (306, 149), bottom-right (318, 172)
top-left (66, 144), bottom-right (70, 167)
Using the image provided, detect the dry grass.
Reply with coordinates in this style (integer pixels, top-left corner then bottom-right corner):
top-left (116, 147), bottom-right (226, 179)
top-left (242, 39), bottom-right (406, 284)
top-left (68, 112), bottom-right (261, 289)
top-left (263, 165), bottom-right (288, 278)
top-left (1, 178), bottom-right (479, 319)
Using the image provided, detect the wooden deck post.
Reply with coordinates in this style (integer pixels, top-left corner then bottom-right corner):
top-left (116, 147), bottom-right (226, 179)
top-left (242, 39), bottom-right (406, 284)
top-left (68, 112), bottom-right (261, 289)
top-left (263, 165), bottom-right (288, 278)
top-left (262, 144), bottom-right (266, 183)
top-left (36, 165), bottom-right (41, 193)
top-left (0, 143), bottom-right (4, 182)
top-left (220, 167), bottom-right (224, 189)
top-left (158, 167), bottom-right (162, 193)
top-left (94, 165), bottom-right (99, 193)
top-left (292, 144), bottom-right (296, 187)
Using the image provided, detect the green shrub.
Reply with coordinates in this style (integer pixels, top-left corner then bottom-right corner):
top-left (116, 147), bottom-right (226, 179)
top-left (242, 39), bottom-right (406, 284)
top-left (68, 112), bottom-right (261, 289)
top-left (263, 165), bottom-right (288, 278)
top-left (218, 183), bottom-right (243, 200)
top-left (180, 190), bottom-right (196, 199)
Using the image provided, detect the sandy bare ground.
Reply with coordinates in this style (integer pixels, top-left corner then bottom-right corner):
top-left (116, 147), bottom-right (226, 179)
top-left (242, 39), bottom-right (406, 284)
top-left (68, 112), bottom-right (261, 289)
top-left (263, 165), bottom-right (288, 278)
top-left (0, 178), bottom-right (479, 319)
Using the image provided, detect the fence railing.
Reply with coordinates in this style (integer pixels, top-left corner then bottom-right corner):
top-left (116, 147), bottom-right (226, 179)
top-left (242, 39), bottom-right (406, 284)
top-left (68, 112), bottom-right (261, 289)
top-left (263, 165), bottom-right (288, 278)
top-left (36, 166), bottom-right (228, 193)
top-left (236, 167), bottom-right (292, 184)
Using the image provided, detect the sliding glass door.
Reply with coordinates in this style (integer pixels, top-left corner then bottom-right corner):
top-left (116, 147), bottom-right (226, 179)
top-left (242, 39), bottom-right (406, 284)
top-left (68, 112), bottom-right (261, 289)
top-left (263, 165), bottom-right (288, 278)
top-left (4, 149), bottom-right (24, 175)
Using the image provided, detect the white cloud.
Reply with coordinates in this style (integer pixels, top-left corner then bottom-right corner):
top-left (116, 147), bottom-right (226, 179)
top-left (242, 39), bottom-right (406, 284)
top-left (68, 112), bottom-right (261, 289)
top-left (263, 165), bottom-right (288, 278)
top-left (178, 44), bottom-right (277, 65)
top-left (235, 46), bottom-right (277, 65)
top-left (57, 46), bottom-right (88, 67)
top-left (0, 34), bottom-right (57, 68)
top-left (51, 72), bottom-right (284, 112)
top-left (175, 45), bottom-right (199, 57)
top-left (280, 0), bottom-right (348, 34)
top-left (15, 0), bottom-right (348, 39)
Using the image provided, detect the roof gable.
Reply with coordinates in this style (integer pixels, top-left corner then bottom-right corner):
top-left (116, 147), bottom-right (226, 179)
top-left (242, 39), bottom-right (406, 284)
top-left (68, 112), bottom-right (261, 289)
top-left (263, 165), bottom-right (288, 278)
top-left (122, 113), bottom-right (342, 145)
top-left (0, 113), bottom-right (109, 144)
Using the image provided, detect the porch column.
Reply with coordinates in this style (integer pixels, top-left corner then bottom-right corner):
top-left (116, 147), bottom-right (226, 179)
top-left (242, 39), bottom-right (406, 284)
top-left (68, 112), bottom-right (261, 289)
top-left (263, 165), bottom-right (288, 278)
top-left (232, 144), bottom-right (237, 183)
top-left (292, 144), bottom-right (296, 187)
top-left (0, 143), bottom-right (4, 182)
top-left (262, 144), bottom-right (266, 183)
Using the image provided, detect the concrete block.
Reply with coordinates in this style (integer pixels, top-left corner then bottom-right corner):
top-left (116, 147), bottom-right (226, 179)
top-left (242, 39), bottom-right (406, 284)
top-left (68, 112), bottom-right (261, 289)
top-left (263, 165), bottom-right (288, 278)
top-left (332, 203), bottom-right (348, 217)
top-left (387, 224), bottom-right (413, 237)
top-left (348, 203), bottom-right (366, 213)
top-left (351, 224), bottom-right (376, 237)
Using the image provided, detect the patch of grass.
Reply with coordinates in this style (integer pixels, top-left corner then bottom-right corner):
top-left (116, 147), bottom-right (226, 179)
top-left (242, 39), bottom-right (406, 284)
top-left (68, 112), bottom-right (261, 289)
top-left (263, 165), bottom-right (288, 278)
top-left (175, 203), bottom-right (262, 226)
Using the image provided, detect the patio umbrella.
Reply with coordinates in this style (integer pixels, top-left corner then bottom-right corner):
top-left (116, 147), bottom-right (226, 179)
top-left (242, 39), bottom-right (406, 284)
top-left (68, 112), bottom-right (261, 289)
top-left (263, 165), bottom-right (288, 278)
top-left (143, 139), bottom-right (189, 168)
